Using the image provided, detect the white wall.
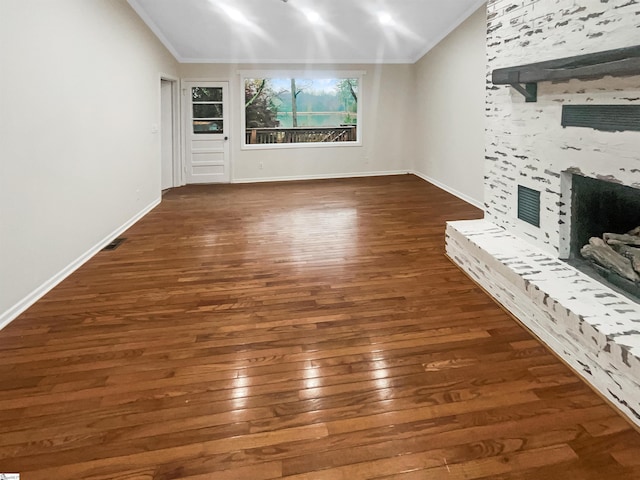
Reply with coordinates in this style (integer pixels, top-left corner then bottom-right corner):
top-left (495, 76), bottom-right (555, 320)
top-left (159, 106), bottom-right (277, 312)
top-left (412, 5), bottom-right (487, 209)
top-left (0, 0), bottom-right (179, 325)
top-left (178, 63), bottom-right (415, 182)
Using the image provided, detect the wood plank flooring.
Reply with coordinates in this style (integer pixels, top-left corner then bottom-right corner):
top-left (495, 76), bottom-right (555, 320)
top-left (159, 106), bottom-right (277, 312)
top-left (2, 174), bottom-right (640, 479)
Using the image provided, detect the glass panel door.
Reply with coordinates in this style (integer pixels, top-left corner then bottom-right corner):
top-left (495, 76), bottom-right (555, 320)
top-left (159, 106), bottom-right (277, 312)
top-left (192, 87), bottom-right (224, 134)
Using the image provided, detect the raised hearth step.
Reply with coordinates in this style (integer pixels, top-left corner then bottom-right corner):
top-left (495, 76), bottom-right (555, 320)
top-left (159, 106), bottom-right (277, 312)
top-left (446, 219), bottom-right (640, 427)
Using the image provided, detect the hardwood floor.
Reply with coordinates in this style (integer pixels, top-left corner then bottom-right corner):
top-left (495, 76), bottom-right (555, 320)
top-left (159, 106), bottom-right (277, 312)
top-left (2, 174), bottom-right (640, 479)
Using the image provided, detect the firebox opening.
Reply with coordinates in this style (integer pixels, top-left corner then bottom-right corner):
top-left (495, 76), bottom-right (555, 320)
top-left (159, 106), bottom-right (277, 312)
top-left (570, 175), bottom-right (640, 259)
top-left (568, 174), bottom-right (640, 302)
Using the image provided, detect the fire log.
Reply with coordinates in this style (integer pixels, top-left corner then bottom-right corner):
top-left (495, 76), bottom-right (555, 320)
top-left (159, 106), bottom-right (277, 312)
top-left (613, 244), bottom-right (640, 274)
top-left (603, 232), bottom-right (640, 247)
top-left (628, 226), bottom-right (640, 236)
top-left (581, 237), bottom-right (640, 282)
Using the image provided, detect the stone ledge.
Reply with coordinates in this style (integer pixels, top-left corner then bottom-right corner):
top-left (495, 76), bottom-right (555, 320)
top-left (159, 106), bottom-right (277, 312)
top-left (446, 218), bottom-right (640, 427)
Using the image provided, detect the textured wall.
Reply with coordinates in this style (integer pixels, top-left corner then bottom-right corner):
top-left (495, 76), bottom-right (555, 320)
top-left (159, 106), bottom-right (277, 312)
top-left (485, 0), bottom-right (640, 256)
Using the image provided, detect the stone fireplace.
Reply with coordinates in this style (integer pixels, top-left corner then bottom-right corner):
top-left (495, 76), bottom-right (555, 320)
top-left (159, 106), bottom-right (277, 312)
top-left (446, 0), bottom-right (640, 427)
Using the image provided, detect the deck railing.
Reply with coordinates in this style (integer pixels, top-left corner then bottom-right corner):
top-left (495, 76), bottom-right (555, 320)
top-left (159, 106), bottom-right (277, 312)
top-left (246, 126), bottom-right (357, 145)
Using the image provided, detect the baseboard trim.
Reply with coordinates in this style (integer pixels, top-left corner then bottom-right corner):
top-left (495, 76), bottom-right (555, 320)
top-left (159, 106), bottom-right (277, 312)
top-left (0, 197), bottom-right (162, 331)
top-left (233, 170), bottom-right (409, 184)
top-left (411, 171), bottom-right (484, 210)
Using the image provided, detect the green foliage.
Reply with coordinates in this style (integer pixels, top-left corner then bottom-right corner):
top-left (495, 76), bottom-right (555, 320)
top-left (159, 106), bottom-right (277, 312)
top-left (192, 87), bottom-right (222, 102)
top-left (245, 79), bottom-right (279, 128)
top-left (336, 79), bottom-right (358, 108)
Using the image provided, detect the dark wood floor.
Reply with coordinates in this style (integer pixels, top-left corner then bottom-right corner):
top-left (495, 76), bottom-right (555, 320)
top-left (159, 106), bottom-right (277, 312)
top-left (2, 175), bottom-right (640, 479)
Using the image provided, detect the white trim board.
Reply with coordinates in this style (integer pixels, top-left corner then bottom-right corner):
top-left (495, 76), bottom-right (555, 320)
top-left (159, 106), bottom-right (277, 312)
top-left (237, 69), bottom-right (367, 78)
top-left (411, 171), bottom-right (484, 210)
top-left (234, 171), bottom-right (485, 213)
top-left (180, 57), bottom-right (417, 64)
top-left (127, 0), bottom-right (181, 61)
top-left (232, 170), bottom-right (409, 184)
top-left (159, 74), bottom-right (182, 189)
top-left (0, 198), bottom-right (162, 331)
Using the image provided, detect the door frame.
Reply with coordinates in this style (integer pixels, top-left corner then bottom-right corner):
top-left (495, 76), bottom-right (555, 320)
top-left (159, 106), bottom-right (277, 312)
top-left (159, 74), bottom-right (182, 187)
top-left (181, 78), bottom-right (232, 184)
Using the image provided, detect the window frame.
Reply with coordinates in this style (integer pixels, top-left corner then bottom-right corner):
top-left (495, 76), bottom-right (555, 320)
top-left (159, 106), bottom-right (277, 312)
top-left (239, 70), bottom-right (364, 150)
top-left (191, 86), bottom-right (225, 135)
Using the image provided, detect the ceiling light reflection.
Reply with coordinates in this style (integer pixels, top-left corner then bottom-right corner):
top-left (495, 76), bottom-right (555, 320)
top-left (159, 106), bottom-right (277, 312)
top-left (305, 10), bottom-right (322, 24)
top-left (230, 369), bottom-right (250, 409)
top-left (252, 207), bottom-right (357, 270)
top-left (211, 1), bottom-right (276, 60)
top-left (221, 5), bottom-right (249, 25)
top-left (378, 12), bottom-right (393, 26)
top-left (370, 356), bottom-right (391, 400)
top-left (303, 362), bottom-right (322, 390)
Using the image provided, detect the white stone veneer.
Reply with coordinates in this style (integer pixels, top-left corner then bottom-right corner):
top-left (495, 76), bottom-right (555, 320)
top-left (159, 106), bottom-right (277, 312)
top-left (485, 0), bottom-right (640, 255)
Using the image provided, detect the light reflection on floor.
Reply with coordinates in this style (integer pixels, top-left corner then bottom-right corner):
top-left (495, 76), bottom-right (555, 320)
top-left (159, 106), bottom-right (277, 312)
top-left (252, 207), bottom-right (359, 267)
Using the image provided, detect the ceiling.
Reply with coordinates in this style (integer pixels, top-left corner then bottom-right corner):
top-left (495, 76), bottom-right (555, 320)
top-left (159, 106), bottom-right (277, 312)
top-left (127, 0), bottom-right (485, 64)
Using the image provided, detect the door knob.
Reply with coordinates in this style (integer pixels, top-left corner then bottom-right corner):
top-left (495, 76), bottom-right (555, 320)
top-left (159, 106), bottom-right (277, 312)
top-left (224, 136), bottom-right (229, 140)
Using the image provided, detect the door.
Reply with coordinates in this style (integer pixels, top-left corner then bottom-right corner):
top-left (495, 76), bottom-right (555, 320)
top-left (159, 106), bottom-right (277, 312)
top-left (184, 81), bottom-right (230, 183)
top-left (160, 79), bottom-right (175, 190)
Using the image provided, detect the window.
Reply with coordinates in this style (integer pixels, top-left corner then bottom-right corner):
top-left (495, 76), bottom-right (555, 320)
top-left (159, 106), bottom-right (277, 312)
top-left (241, 72), bottom-right (362, 148)
top-left (192, 87), bottom-right (224, 134)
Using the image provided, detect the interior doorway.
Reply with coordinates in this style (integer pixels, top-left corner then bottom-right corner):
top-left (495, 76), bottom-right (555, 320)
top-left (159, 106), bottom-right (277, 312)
top-left (160, 77), bottom-right (179, 190)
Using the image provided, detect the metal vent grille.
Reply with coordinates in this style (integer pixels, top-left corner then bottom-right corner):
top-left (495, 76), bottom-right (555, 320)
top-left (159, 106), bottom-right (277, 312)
top-left (103, 237), bottom-right (126, 251)
top-left (518, 185), bottom-right (540, 228)
top-left (561, 105), bottom-right (640, 132)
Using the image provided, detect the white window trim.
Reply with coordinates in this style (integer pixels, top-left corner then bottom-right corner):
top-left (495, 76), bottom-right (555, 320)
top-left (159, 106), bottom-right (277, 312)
top-left (239, 70), bottom-right (365, 150)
